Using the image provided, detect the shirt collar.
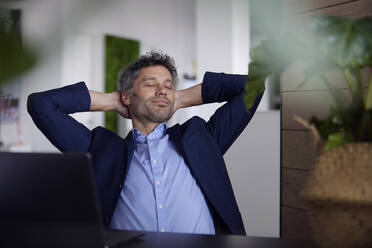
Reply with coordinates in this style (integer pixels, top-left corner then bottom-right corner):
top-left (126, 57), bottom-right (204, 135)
top-left (132, 123), bottom-right (168, 144)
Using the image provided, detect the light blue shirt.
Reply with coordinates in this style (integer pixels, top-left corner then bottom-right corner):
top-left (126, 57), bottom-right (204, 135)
top-left (110, 123), bottom-right (215, 234)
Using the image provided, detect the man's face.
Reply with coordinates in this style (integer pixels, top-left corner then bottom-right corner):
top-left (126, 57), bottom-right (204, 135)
top-left (126, 65), bottom-right (176, 124)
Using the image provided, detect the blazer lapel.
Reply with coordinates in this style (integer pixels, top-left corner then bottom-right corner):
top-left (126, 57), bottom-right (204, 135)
top-left (123, 131), bottom-right (135, 177)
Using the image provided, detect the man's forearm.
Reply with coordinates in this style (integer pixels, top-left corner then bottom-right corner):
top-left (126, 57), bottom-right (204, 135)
top-left (89, 90), bottom-right (120, 112)
top-left (176, 84), bottom-right (203, 109)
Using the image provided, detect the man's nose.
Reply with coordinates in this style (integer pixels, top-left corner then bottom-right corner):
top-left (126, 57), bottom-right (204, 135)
top-left (156, 85), bottom-right (167, 96)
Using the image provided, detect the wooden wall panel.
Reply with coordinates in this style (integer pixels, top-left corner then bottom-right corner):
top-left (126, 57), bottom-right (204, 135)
top-left (282, 130), bottom-right (317, 170)
top-left (282, 63), bottom-right (370, 92)
top-left (280, 0), bottom-right (372, 39)
top-left (280, 0), bottom-right (372, 239)
top-left (282, 62), bottom-right (349, 92)
top-left (282, 0), bottom-right (372, 17)
top-left (309, 0), bottom-right (372, 17)
top-left (281, 207), bottom-right (311, 238)
top-left (282, 88), bottom-right (368, 130)
top-left (282, 168), bottom-right (309, 210)
top-left (281, 0), bottom-right (355, 15)
top-left (282, 90), bottom-right (339, 130)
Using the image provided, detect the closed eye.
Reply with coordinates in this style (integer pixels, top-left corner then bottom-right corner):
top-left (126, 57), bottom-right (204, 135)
top-left (143, 80), bottom-right (155, 87)
top-left (165, 82), bottom-right (173, 89)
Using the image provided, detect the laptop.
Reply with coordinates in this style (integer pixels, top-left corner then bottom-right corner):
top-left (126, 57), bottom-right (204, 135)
top-left (0, 152), bottom-right (144, 248)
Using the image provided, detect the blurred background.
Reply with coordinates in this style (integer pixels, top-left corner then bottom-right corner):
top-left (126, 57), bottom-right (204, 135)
top-left (1, 0), bottom-right (371, 241)
top-left (0, 0), bottom-right (281, 239)
top-left (0, 0), bottom-right (281, 151)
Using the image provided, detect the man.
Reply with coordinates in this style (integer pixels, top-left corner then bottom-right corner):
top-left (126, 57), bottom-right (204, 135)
top-left (27, 51), bottom-right (263, 235)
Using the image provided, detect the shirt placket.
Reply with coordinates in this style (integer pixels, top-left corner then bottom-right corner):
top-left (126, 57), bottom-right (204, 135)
top-left (147, 137), bottom-right (166, 232)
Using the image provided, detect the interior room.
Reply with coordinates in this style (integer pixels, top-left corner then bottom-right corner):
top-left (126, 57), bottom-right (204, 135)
top-left (1, 0), bottom-right (371, 247)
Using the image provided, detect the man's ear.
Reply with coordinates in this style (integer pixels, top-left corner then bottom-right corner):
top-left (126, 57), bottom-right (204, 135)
top-left (121, 91), bottom-right (131, 106)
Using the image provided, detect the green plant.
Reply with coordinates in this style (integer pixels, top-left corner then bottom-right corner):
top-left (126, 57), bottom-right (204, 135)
top-left (104, 35), bottom-right (139, 133)
top-left (0, 16), bottom-right (37, 87)
top-left (244, 15), bottom-right (372, 150)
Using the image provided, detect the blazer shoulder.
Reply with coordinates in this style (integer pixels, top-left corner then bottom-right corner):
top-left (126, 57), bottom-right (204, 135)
top-left (179, 116), bottom-right (207, 132)
top-left (89, 126), bottom-right (127, 151)
top-left (170, 116), bottom-right (214, 145)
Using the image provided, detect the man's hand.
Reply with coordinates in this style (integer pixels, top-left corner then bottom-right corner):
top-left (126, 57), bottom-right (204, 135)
top-left (89, 90), bottom-right (130, 119)
top-left (115, 93), bottom-right (130, 118)
top-left (173, 84), bottom-right (203, 113)
top-left (173, 90), bottom-right (182, 115)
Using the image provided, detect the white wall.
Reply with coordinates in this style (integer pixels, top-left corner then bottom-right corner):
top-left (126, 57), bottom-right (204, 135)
top-left (1, 0), bottom-right (197, 150)
top-left (1, 0), bottom-right (280, 238)
top-left (2, 0), bottom-right (268, 148)
top-left (224, 111), bottom-right (280, 237)
top-left (196, 0), bottom-right (233, 77)
top-left (193, 1), bottom-right (279, 237)
top-left (61, 0), bottom-right (197, 138)
top-left (173, 0), bottom-right (252, 125)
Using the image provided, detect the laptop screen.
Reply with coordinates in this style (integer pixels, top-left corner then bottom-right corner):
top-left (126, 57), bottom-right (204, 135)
top-left (0, 152), bottom-right (105, 248)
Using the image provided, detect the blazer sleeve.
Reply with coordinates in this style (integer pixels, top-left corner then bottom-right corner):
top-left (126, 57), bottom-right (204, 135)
top-left (201, 72), bottom-right (263, 155)
top-left (27, 82), bottom-right (92, 152)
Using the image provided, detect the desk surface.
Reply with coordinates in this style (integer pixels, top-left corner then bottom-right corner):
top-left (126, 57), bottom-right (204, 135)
top-left (115, 230), bottom-right (317, 248)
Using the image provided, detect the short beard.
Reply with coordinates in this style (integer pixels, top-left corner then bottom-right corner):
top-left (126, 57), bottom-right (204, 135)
top-left (145, 103), bottom-right (173, 123)
top-left (130, 91), bottom-right (174, 123)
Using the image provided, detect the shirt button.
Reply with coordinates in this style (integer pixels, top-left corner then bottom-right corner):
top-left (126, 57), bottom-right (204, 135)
top-left (153, 160), bottom-right (157, 164)
top-left (158, 204), bottom-right (163, 209)
top-left (119, 184), bottom-right (122, 189)
top-left (149, 142), bottom-right (153, 146)
top-left (156, 181), bottom-right (160, 185)
top-left (160, 228), bottom-right (165, 232)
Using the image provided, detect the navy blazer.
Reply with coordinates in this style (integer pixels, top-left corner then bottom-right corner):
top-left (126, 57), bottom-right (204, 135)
top-left (27, 72), bottom-right (263, 235)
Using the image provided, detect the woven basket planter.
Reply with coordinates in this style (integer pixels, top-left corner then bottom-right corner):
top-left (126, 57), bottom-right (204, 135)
top-left (302, 143), bottom-right (372, 248)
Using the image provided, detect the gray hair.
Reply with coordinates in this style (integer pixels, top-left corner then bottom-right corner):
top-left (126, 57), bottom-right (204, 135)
top-left (118, 51), bottom-right (177, 92)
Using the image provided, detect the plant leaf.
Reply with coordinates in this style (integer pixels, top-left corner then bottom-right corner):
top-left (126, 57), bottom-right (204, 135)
top-left (0, 19), bottom-right (38, 86)
top-left (366, 74), bottom-right (372, 110)
top-left (308, 15), bottom-right (372, 68)
top-left (324, 132), bottom-right (346, 150)
top-left (319, 75), bottom-right (348, 111)
top-left (343, 68), bottom-right (360, 96)
top-left (247, 61), bottom-right (274, 80)
top-left (309, 115), bottom-right (342, 140)
top-left (244, 75), bottom-right (265, 111)
top-left (245, 34), bottom-right (309, 111)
